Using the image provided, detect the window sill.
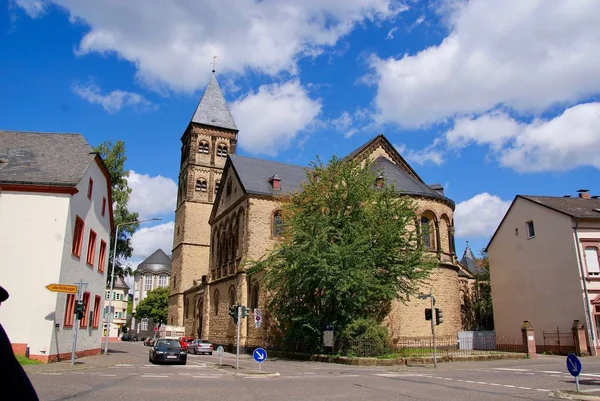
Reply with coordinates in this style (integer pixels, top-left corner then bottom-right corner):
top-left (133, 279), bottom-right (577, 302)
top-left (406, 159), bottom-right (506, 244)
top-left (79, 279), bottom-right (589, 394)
top-left (72, 253), bottom-right (81, 259)
top-left (585, 276), bottom-right (600, 281)
top-left (86, 263), bottom-right (94, 269)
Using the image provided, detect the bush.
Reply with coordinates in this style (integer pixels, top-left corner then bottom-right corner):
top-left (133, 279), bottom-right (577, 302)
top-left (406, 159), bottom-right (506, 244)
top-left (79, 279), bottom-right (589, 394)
top-left (339, 318), bottom-right (391, 357)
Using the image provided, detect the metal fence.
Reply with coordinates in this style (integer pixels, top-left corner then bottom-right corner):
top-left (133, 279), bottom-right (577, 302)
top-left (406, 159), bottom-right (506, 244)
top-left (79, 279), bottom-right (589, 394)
top-left (345, 335), bottom-right (525, 358)
top-left (541, 328), bottom-right (575, 355)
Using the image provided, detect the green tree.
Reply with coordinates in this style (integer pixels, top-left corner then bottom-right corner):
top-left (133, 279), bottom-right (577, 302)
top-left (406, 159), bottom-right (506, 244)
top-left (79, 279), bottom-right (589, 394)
top-left (472, 249), bottom-right (494, 330)
top-left (248, 156), bottom-right (435, 352)
top-left (133, 287), bottom-right (169, 326)
top-left (94, 140), bottom-right (139, 284)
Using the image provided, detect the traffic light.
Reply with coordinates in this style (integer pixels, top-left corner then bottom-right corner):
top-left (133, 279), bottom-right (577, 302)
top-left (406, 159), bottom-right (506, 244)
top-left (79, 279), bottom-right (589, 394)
top-left (229, 305), bottom-right (239, 324)
top-left (425, 308), bottom-right (432, 321)
top-left (75, 301), bottom-right (85, 320)
top-left (240, 306), bottom-right (248, 318)
top-left (435, 308), bottom-right (444, 325)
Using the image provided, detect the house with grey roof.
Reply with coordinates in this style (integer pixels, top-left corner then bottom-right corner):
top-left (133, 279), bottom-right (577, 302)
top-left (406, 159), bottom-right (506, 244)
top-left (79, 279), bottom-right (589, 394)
top-left (106, 276), bottom-right (130, 340)
top-left (0, 130), bottom-right (113, 363)
top-left (132, 249), bottom-right (171, 338)
top-left (486, 190), bottom-right (600, 355)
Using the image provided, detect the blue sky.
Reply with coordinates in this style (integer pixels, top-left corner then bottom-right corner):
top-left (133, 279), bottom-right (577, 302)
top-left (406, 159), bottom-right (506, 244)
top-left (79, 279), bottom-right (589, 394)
top-left (2, 0), bottom-right (600, 269)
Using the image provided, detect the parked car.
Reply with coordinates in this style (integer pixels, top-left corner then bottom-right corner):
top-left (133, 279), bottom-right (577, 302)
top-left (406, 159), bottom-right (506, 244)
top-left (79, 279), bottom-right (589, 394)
top-left (179, 336), bottom-right (195, 351)
top-left (149, 338), bottom-right (187, 365)
top-left (188, 339), bottom-right (214, 355)
top-left (128, 334), bottom-right (139, 342)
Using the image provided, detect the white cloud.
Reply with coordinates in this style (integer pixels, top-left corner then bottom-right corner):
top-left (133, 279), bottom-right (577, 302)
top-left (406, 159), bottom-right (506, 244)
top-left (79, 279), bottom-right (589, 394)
top-left (385, 27), bottom-right (398, 40)
top-left (130, 221), bottom-right (174, 259)
top-left (127, 171), bottom-right (177, 219)
top-left (72, 82), bottom-right (155, 113)
top-left (371, 0), bottom-right (600, 127)
top-left (454, 193), bottom-right (511, 238)
top-left (395, 142), bottom-right (444, 166)
top-left (330, 108), bottom-right (372, 138)
top-left (231, 80), bottom-right (322, 156)
top-left (445, 102), bottom-right (600, 172)
top-left (18, 0), bottom-right (407, 92)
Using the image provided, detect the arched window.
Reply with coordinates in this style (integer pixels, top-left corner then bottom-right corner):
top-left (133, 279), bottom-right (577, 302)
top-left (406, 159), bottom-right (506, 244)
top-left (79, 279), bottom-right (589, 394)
top-left (217, 144), bottom-right (228, 157)
top-left (214, 290), bottom-right (220, 315)
top-left (198, 141), bottom-right (209, 154)
top-left (195, 179), bottom-right (207, 192)
top-left (420, 216), bottom-right (433, 249)
top-left (250, 284), bottom-right (259, 309)
top-left (229, 286), bottom-right (236, 308)
top-left (273, 210), bottom-right (284, 237)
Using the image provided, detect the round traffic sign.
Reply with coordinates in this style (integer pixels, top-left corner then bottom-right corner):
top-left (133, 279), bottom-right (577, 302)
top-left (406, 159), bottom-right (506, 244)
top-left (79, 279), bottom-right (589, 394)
top-left (216, 345), bottom-right (224, 356)
top-left (567, 353), bottom-right (582, 377)
top-left (253, 347), bottom-right (267, 363)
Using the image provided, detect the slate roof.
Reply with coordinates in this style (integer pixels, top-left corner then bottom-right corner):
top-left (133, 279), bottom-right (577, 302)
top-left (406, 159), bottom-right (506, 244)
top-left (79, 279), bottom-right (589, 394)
top-left (520, 195), bottom-right (600, 219)
top-left (112, 275), bottom-right (130, 290)
top-left (371, 157), bottom-right (452, 204)
top-left (190, 74), bottom-right (238, 131)
top-left (230, 155), bottom-right (309, 196)
top-left (135, 249), bottom-right (172, 275)
top-left (0, 131), bottom-right (96, 187)
top-left (460, 242), bottom-right (484, 275)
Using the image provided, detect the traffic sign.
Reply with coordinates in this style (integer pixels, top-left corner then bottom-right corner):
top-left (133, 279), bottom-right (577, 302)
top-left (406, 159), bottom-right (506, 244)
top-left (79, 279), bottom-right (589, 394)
top-left (216, 345), bottom-right (224, 356)
top-left (253, 347), bottom-right (267, 363)
top-left (567, 353), bottom-right (582, 377)
top-left (154, 326), bottom-right (158, 332)
top-left (45, 284), bottom-right (78, 294)
top-left (255, 309), bottom-right (262, 328)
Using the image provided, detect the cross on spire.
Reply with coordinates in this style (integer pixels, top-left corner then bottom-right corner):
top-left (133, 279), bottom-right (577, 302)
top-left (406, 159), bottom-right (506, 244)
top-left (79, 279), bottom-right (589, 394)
top-left (212, 56), bottom-right (217, 73)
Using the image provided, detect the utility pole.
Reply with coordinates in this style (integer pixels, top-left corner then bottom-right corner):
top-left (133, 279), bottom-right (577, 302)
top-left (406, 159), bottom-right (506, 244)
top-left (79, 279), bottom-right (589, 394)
top-left (71, 279), bottom-right (88, 366)
top-left (430, 287), bottom-right (437, 368)
top-left (236, 305), bottom-right (241, 370)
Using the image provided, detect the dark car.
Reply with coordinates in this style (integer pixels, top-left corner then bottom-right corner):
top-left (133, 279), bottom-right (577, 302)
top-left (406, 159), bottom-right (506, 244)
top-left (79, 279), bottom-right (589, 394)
top-left (149, 338), bottom-right (187, 365)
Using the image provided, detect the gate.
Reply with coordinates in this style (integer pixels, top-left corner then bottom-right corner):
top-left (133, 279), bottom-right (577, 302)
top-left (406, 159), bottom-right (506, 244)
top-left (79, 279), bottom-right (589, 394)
top-left (541, 327), bottom-right (575, 355)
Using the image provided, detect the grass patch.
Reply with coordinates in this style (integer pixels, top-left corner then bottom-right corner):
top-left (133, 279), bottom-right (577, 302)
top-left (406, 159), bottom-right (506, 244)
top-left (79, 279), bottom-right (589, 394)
top-left (17, 355), bottom-right (42, 365)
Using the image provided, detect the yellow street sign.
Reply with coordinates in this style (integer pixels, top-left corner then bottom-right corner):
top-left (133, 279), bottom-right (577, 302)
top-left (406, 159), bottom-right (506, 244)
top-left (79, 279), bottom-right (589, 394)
top-left (45, 284), bottom-right (78, 294)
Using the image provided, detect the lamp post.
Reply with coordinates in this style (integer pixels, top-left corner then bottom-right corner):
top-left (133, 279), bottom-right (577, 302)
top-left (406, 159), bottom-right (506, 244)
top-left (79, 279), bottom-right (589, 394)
top-left (104, 217), bottom-right (161, 355)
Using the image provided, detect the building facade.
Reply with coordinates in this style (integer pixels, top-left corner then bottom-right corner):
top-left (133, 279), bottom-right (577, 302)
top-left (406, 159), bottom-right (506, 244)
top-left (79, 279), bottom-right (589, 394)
top-left (132, 249), bottom-right (171, 338)
top-left (0, 130), bottom-right (113, 362)
top-left (487, 191), bottom-right (600, 354)
top-left (104, 276), bottom-right (129, 340)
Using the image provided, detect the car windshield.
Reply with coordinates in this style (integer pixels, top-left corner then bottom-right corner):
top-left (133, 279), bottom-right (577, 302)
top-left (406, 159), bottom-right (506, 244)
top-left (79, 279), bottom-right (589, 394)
top-left (199, 340), bottom-right (211, 344)
top-left (156, 339), bottom-right (180, 348)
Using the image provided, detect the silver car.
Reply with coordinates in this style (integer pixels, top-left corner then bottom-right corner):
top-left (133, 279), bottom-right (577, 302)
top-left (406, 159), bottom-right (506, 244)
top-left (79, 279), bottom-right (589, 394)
top-left (188, 339), bottom-right (214, 355)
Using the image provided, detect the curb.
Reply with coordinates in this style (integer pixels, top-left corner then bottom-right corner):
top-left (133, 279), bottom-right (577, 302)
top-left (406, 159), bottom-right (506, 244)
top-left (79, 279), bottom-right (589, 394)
top-left (549, 391), bottom-right (600, 400)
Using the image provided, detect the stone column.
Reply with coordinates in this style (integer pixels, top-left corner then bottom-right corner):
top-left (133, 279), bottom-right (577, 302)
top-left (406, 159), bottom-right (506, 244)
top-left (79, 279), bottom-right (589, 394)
top-left (572, 320), bottom-right (589, 357)
top-left (521, 321), bottom-right (537, 358)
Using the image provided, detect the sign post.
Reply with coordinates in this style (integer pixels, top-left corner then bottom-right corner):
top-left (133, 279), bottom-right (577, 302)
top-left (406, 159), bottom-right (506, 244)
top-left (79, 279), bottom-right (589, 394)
top-left (567, 353), bottom-right (582, 392)
top-left (236, 306), bottom-right (241, 370)
top-left (253, 347), bottom-right (267, 373)
top-left (217, 345), bottom-right (224, 366)
top-left (70, 280), bottom-right (88, 366)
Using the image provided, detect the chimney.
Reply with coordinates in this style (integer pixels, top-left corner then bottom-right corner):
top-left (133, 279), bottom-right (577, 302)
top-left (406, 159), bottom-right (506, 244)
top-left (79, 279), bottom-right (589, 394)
top-left (577, 189), bottom-right (590, 199)
top-left (269, 174), bottom-right (281, 191)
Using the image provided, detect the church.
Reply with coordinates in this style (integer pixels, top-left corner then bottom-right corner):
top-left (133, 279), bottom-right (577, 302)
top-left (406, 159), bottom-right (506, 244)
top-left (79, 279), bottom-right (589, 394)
top-left (167, 72), bottom-right (471, 351)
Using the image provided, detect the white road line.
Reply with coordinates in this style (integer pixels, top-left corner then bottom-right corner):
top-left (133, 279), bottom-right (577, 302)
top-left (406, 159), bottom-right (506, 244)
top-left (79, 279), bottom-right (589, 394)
top-left (114, 364), bottom-right (134, 367)
top-left (142, 374), bottom-right (169, 378)
top-left (504, 385), bottom-right (516, 388)
top-left (476, 382), bottom-right (488, 385)
top-left (524, 373), bottom-right (535, 375)
top-left (488, 383), bottom-right (501, 386)
top-left (581, 373), bottom-right (600, 378)
top-left (465, 380), bottom-right (475, 383)
top-left (518, 386), bottom-right (531, 390)
top-left (540, 371), bottom-right (561, 374)
top-left (494, 368), bottom-right (529, 372)
top-left (40, 373), bottom-right (62, 376)
top-left (535, 389), bottom-right (550, 392)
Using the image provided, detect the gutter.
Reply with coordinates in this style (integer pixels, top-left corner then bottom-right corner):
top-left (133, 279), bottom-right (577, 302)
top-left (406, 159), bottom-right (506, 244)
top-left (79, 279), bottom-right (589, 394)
top-left (574, 217), bottom-right (597, 356)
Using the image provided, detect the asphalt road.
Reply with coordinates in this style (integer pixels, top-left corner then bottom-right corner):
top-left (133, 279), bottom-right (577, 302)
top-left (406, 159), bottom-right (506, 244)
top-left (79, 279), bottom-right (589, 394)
top-left (27, 342), bottom-right (600, 401)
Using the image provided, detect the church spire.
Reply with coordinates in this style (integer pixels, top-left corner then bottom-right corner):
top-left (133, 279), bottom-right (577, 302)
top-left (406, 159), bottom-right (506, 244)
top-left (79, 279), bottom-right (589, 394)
top-left (460, 241), bottom-right (480, 274)
top-left (190, 73), bottom-right (238, 131)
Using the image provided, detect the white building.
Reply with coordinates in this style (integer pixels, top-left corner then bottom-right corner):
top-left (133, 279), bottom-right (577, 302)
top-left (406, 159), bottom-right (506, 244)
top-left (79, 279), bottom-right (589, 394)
top-left (131, 249), bottom-right (171, 338)
top-left (105, 276), bottom-right (129, 340)
top-left (0, 130), bottom-right (113, 363)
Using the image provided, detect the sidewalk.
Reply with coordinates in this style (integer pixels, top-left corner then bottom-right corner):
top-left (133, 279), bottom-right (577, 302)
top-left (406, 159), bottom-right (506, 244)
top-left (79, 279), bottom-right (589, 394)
top-left (23, 346), bottom-right (137, 374)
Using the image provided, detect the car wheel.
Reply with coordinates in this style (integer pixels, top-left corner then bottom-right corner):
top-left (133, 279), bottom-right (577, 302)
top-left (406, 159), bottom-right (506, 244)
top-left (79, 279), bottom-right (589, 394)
top-left (209, 352), bottom-right (213, 355)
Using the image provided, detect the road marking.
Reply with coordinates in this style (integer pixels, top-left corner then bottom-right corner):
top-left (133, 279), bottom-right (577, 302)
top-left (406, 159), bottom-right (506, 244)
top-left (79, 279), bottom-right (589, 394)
top-left (476, 381), bottom-right (488, 385)
top-left (494, 368), bottom-right (529, 372)
top-left (40, 373), bottom-right (62, 376)
top-left (142, 374), bottom-right (169, 378)
top-left (518, 386), bottom-right (531, 390)
top-left (535, 389), bottom-right (550, 392)
top-left (114, 364), bottom-right (134, 367)
top-left (488, 383), bottom-right (501, 386)
top-left (524, 373), bottom-right (535, 375)
top-left (540, 371), bottom-right (561, 374)
top-left (465, 380), bottom-right (475, 383)
top-left (503, 385), bottom-right (516, 388)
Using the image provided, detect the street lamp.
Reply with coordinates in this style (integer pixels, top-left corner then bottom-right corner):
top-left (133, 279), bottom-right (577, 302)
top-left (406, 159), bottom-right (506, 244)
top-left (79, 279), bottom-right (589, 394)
top-left (104, 217), bottom-right (161, 354)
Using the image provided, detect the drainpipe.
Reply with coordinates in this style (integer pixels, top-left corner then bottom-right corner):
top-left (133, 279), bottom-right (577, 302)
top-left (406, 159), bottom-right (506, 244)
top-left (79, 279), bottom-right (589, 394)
top-left (574, 217), bottom-right (597, 356)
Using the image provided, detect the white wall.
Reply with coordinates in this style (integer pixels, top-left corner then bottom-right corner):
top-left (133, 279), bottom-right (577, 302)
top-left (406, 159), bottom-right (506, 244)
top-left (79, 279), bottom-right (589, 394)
top-left (0, 191), bottom-right (70, 356)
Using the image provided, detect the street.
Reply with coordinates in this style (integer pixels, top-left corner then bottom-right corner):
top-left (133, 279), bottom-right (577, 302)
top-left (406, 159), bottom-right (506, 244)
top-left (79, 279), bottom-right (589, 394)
top-left (25, 342), bottom-right (600, 400)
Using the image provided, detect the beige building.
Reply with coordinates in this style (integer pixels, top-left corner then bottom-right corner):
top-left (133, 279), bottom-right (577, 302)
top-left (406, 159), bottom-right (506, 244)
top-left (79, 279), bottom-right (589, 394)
top-left (104, 276), bottom-right (129, 340)
top-left (486, 191), bottom-right (600, 354)
top-left (169, 73), bottom-right (469, 350)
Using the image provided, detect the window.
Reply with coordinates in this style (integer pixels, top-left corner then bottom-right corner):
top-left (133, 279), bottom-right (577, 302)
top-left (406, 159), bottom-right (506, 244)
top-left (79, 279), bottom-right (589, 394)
top-left (87, 178), bottom-right (94, 200)
top-left (140, 320), bottom-right (148, 330)
top-left (185, 298), bottom-right (189, 319)
top-left (158, 275), bottom-right (167, 287)
top-left (72, 216), bottom-right (84, 257)
top-left (196, 179), bottom-right (207, 192)
top-left (101, 197), bottom-right (107, 217)
top-left (198, 141), bottom-right (209, 154)
top-left (420, 216), bottom-right (432, 248)
top-left (273, 211), bottom-right (284, 237)
top-left (214, 290), bottom-right (220, 315)
top-left (64, 294), bottom-right (76, 327)
top-left (86, 230), bottom-right (97, 266)
top-left (217, 144), bottom-right (228, 157)
top-left (93, 295), bottom-right (101, 328)
top-left (585, 247), bottom-right (600, 276)
top-left (526, 221), bottom-right (535, 238)
top-left (226, 180), bottom-right (232, 196)
top-left (250, 284), bottom-right (259, 309)
top-left (214, 181), bottom-right (220, 194)
top-left (105, 291), bottom-right (110, 300)
top-left (98, 240), bottom-right (107, 273)
top-left (144, 275), bottom-right (152, 291)
top-left (115, 293), bottom-right (122, 301)
top-left (80, 292), bottom-right (90, 328)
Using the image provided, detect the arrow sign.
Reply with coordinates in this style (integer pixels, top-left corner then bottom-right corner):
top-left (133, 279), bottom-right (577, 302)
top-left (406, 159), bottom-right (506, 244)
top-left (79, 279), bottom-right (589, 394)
top-left (46, 284), bottom-right (78, 294)
top-left (566, 353), bottom-right (582, 377)
top-left (253, 347), bottom-right (267, 363)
